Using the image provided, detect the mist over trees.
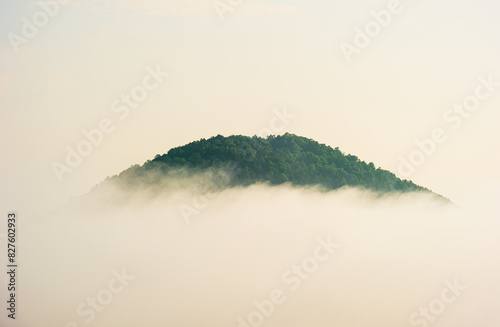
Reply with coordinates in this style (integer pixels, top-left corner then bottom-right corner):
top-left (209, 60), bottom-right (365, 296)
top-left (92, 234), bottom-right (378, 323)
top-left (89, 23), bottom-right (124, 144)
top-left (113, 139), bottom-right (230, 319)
top-left (105, 134), bottom-right (436, 196)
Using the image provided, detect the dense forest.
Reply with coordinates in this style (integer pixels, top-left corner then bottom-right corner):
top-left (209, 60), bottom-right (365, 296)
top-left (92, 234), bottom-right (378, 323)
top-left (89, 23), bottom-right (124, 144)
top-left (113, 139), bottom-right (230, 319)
top-left (107, 134), bottom-right (436, 195)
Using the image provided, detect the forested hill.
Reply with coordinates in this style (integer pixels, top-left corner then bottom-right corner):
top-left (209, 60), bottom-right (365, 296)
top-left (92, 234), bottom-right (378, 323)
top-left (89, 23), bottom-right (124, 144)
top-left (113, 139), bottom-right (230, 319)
top-left (106, 134), bottom-right (440, 196)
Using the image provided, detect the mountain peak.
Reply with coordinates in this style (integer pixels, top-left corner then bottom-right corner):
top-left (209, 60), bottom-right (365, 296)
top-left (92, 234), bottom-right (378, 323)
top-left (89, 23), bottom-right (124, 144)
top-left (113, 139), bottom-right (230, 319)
top-left (104, 134), bottom-right (444, 198)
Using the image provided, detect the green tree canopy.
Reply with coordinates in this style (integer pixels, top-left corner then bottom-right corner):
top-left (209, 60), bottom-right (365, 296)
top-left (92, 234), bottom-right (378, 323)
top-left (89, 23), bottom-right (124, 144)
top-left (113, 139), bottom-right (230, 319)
top-left (108, 133), bottom-right (438, 195)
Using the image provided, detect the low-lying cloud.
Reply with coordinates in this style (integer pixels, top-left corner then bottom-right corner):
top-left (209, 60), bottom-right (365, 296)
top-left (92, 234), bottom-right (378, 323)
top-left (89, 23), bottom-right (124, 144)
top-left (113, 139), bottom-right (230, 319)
top-left (4, 175), bottom-right (500, 327)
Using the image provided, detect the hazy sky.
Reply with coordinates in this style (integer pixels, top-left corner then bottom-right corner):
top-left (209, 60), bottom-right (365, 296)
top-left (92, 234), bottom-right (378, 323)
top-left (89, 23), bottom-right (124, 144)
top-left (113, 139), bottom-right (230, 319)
top-left (1, 0), bottom-right (500, 212)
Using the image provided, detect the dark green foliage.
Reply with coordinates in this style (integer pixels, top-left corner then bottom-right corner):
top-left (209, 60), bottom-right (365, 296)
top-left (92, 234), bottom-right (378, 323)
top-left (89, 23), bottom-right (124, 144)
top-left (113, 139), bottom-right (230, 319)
top-left (121, 133), bottom-right (432, 194)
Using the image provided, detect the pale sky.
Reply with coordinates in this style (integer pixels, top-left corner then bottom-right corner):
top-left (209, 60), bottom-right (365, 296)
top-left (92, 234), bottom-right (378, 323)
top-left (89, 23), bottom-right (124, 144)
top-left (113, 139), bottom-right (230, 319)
top-left (1, 0), bottom-right (500, 213)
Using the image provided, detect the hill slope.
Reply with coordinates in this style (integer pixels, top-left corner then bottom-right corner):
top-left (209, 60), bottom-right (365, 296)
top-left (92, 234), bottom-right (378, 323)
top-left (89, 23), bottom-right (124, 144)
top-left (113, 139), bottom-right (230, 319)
top-left (104, 134), bottom-right (439, 196)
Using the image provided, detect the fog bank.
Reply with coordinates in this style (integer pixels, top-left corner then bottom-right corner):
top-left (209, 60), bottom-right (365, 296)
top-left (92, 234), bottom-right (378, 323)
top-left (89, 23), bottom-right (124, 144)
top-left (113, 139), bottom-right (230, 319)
top-left (2, 180), bottom-right (499, 327)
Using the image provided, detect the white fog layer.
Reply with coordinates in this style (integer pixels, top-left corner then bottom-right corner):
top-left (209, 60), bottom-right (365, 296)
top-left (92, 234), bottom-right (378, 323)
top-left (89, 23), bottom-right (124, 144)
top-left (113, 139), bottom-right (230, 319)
top-left (11, 181), bottom-right (500, 327)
